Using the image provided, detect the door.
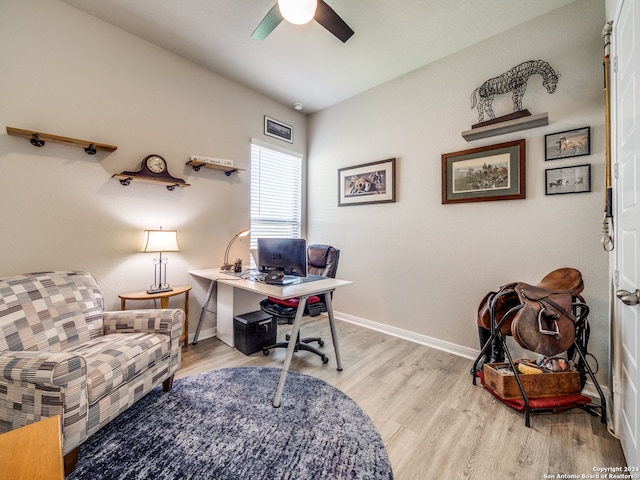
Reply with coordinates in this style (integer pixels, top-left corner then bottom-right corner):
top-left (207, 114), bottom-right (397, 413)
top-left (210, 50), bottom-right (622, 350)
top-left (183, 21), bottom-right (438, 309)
top-left (613, 0), bottom-right (640, 467)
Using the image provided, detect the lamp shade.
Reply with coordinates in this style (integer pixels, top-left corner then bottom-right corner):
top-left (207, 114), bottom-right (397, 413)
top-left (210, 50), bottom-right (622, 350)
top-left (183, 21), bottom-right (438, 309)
top-left (278, 0), bottom-right (317, 24)
top-left (141, 230), bottom-right (179, 253)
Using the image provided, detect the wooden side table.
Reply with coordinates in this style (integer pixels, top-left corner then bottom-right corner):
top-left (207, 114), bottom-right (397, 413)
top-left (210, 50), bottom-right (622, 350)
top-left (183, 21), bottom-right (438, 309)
top-left (118, 285), bottom-right (192, 348)
top-left (0, 415), bottom-right (65, 480)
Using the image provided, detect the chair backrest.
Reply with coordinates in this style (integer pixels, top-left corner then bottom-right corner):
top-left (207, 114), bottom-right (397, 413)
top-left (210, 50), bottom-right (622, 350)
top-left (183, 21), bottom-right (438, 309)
top-left (307, 244), bottom-right (339, 278)
top-left (0, 271), bottom-right (104, 352)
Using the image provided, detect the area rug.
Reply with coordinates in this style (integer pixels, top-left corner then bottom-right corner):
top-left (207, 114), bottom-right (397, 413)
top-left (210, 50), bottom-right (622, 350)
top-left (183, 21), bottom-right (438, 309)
top-left (69, 367), bottom-right (393, 479)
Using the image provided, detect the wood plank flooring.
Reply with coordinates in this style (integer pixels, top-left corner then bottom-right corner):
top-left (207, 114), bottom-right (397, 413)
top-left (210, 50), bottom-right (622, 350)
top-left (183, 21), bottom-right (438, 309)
top-left (178, 316), bottom-right (627, 479)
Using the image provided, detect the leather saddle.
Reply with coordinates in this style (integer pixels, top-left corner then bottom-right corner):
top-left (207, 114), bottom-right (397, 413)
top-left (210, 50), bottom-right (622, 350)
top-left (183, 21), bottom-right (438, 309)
top-left (477, 268), bottom-right (584, 356)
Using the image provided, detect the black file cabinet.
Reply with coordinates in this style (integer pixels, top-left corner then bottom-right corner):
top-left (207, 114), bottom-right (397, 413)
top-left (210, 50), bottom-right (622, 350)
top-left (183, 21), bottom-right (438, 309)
top-left (233, 311), bottom-right (277, 355)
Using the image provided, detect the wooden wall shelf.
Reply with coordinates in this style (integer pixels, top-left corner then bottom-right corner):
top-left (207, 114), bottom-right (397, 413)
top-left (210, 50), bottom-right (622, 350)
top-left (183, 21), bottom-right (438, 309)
top-left (112, 174), bottom-right (190, 191)
top-left (186, 160), bottom-right (244, 176)
top-left (6, 126), bottom-right (117, 155)
top-left (461, 113), bottom-right (549, 141)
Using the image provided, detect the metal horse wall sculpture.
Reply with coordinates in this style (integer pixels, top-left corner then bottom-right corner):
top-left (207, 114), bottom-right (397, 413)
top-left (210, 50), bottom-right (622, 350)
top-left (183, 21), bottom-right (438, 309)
top-left (470, 60), bottom-right (560, 123)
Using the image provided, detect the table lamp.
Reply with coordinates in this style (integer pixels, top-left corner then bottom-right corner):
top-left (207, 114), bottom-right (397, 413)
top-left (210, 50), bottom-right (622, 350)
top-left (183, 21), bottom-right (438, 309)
top-left (142, 228), bottom-right (179, 293)
top-left (221, 229), bottom-right (250, 270)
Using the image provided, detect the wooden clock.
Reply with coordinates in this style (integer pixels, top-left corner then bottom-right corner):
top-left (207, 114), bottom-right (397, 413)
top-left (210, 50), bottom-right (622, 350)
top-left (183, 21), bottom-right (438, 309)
top-left (113, 154), bottom-right (190, 190)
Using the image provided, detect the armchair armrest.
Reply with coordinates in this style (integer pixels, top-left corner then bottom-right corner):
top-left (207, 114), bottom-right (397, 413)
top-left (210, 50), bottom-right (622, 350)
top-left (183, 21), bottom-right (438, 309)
top-left (0, 350), bottom-right (86, 387)
top-left (102, 309), bottom-right (185, 340)
top-left (0, 351), bottom-right (89, 452)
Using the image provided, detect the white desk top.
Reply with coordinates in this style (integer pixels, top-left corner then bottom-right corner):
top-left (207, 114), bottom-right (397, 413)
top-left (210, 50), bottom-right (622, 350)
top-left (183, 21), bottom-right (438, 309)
top-left (189, 268), bottom-right (352, 300)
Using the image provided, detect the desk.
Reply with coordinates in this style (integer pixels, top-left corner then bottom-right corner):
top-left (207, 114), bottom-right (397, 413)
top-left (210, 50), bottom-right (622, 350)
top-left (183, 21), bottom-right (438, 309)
top-left (118, 285), bottom-right (191, 348)
top-left (189, 269), bottom-right (351, 407)
top-left (0, 416), bottom-right (65, 480)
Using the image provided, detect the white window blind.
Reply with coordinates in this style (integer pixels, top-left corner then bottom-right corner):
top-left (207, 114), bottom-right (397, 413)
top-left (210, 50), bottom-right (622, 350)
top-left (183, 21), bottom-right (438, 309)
top-left (250, 141), bottom-right (302, 259)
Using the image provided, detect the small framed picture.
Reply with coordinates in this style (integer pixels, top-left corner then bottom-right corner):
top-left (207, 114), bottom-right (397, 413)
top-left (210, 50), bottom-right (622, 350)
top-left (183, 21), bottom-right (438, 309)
top-left (545, 164), bottom-right (591, 195)
top-left (441, 139), bottom-right (526, 204)
top-left (264, 116), bottom-right (293, 143)
top-left (545, 127), bottom-right (590, 160)
top-left (338, 158), bottom-right (396, 206)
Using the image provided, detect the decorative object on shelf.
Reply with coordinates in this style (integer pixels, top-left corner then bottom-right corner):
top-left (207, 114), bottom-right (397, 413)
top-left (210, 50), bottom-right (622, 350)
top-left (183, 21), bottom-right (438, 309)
top-left (141, 227), bottom-right (180, 294)
top-left (6, 126), bottom-right (117, 155)
top-left (470, 60), bottom-right (560, 124)
top-left (545, 127), bottom-right (590, 161)
top-left (264, 116), bottom-right (293, 143)
top-left (442, 139), bottom-right (526, 204)
top-left (113, 154), bottom-right (190, 190)
top-left (186, 155), bottom-right (244, 175)
top-left (545, 164), bottom-right (591, 196)
top-left (221, 230), bottom-right (250, 271)
top-left (338, 158), bottom-right (396, 207)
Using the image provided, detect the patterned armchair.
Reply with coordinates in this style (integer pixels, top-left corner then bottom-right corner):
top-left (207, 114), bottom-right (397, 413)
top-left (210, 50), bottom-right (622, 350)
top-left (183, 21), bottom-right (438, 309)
top-left (0, 271), bottom-right (184, 472)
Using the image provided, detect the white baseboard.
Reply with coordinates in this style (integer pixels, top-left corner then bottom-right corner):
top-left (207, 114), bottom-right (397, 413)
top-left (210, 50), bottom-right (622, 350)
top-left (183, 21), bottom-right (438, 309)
top-left (190, 310), bottom-right (611, 407)
top-left (334, 310), bottom-right (611, 403)
top-left (189, 327), bottom-right (216, 345)
top-left (335, 311), bottom-right (479, 360)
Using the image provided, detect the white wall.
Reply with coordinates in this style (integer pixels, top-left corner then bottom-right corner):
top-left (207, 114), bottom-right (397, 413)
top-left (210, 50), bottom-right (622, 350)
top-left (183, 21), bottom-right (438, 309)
top-left (308, 0), bottom-right (611, 382)
top-left (0, 0), bottom-right (613, 385)
top-left (0, 0), bottom-right (307, 338)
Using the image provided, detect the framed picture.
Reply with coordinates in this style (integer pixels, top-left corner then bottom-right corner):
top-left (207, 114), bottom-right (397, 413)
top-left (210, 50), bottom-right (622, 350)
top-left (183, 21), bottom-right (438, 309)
top-left (545, 126), bottom-right (590, 160)
top-left (545, 164), bottom-right (591, 195)
top-left (264, 116), bottom-right (293, 143)
top-left (338, 158), bottom-right (396, 206)
top-left (441, 139), bottom-right (526, 204)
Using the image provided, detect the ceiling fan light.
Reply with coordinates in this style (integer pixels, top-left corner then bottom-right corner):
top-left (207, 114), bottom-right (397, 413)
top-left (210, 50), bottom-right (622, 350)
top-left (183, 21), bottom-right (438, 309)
top-left (278, 0), bottom-right (317, 25)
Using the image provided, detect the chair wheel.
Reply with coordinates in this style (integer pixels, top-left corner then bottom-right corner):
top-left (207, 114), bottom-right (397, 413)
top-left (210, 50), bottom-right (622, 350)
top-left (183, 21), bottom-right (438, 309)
top-left (318, 339), bottom-right (325, 347)
top-left (285, 334), bottom-right (291, 341)
top-left (263, 348), bottom-right (270, 356)
top-left (322, 355), bottom-right (329, 364)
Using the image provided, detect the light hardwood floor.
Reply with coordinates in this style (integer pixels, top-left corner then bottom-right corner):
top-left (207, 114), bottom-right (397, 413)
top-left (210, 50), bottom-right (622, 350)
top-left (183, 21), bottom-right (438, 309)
top-left (178, 316), bottom-right (627, 479)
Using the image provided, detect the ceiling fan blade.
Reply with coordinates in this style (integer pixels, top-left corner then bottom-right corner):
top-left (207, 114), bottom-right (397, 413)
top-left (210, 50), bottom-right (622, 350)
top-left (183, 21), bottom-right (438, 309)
top-left (251, 4), bottom-right (283, 40)
top-left (314, 0), bottom-right (354, 43)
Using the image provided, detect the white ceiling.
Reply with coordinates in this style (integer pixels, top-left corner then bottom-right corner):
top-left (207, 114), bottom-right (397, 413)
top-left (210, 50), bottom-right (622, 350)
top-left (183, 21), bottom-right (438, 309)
top-left (60, 0), bottom-right (576, 114)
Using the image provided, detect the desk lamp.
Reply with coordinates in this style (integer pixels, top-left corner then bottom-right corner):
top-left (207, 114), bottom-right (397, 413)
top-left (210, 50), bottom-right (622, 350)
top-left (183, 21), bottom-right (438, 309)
top-left (142, 228), bottom-right (180, 293)
top-left (221, 229), bottom-right (250, 270)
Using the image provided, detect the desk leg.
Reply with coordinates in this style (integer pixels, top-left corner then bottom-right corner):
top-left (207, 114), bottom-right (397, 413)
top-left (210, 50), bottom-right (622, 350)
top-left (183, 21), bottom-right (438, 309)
top-left (183, 291), bottom-right (189, 348)
top-left (324, 292), bottom-right (343, 372)
top-left (193, 280), bottom-right (215, 345)
top-left (217, 283), bottom-right (235, 347)
top-left (273, 295), bottom-right (309, 408)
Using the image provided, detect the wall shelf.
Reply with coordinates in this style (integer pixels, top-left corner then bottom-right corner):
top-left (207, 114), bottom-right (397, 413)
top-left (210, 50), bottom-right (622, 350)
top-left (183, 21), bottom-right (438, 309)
top-left (461, 113), bottom-right (549, 141)
top-left (112, 174), bottom-right (190, 191)
top-left (6, 126), bottom-right (117, 155)
top-left (186, 160), bottom-right (244, 176)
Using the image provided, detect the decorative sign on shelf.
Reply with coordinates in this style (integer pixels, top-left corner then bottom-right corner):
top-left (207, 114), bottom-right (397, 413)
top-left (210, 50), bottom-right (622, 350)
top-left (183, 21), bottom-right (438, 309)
top-left (189, 155), bottom-right (234, 167)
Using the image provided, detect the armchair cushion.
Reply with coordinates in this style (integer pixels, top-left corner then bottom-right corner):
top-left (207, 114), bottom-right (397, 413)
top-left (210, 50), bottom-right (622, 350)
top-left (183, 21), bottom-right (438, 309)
top-left (73, 332), bottom-right (169, 403)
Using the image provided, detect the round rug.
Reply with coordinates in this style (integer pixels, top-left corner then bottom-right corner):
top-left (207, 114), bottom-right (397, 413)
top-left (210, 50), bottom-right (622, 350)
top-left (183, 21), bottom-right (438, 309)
top-left (68, 367), bottom-right (393, 479)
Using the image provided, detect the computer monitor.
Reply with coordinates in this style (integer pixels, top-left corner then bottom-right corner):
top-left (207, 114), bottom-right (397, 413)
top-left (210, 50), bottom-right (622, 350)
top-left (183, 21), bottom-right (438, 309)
top-left (257, 238), bottom-right (307, 278)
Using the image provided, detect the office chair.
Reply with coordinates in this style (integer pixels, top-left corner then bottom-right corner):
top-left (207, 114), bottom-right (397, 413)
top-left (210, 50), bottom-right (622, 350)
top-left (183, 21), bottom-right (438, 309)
top-left (259, 244), bottom-right (340, 364)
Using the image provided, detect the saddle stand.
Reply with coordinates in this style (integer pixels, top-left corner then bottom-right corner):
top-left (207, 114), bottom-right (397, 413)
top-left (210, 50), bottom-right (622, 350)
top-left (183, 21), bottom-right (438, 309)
top-left (472, 284), bottom-right (607, 428)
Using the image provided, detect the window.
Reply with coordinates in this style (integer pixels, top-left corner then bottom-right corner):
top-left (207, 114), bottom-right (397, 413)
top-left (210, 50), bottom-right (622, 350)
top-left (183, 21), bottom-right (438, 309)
top-left (250, 141), bottom-right (302, 264)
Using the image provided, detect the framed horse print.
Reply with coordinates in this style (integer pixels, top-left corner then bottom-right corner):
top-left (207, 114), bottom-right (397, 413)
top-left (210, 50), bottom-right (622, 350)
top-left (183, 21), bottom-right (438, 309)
top-left (441, 139), bottom-right (526, 204)
top-left (545, 127), bottom-right (590, 160)
top-left (545, 164), bottom-right (591, 195)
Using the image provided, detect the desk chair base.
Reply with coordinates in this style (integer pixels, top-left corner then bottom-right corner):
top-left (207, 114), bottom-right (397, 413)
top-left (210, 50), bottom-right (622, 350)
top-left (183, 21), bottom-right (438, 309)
top-left (263, 332), bottom-right (329, 364)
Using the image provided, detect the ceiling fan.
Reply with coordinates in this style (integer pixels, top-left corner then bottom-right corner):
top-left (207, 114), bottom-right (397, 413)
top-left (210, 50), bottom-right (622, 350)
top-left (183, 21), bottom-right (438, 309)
top-left (252, 0), bottom-right (354, 43)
